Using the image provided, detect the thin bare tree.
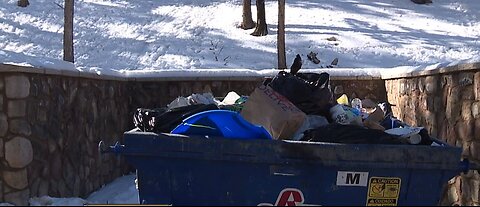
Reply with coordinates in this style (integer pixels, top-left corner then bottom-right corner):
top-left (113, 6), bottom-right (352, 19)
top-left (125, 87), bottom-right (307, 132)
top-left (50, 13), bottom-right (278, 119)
top-left (277, 0), bottom-right (286, 69)
top-left (251, 0), bottom-right (268, 36)
top-left (64, 0), bottom-right (74, 62)
top-left (240, 0), bottom-right (255, 30)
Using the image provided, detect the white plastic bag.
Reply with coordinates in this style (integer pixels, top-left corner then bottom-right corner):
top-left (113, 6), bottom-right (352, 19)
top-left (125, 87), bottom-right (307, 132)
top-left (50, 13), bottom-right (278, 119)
top-left (384, 126), bottom-right (423, 144)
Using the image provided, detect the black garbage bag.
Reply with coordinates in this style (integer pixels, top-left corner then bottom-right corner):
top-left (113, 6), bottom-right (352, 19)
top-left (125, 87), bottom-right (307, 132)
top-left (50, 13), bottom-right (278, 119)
top-left (133, 107), bottom-right (166, 132)
top-left (300, 124), bottom-right (406, 145)
top-left (267, 71), bottom-right (334, 117)
top-left (133, 104), bottom-right (219, 133)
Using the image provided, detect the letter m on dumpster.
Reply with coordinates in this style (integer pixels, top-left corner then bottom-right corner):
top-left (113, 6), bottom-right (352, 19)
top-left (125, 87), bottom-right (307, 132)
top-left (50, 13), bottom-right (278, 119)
top-left (336, 171), bottom-right (369, 187)
top-left (258, 188), bottom-right (319, 206)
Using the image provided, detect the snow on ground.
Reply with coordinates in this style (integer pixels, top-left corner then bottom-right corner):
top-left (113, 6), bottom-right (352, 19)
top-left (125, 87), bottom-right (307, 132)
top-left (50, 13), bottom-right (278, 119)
top-left (0, 0), bottom-right (479, 205)
top-left (4, 174), bottom-right (139, 206)
top-left (86, 174), bottom-right (139, 205)
top-left (1, 0), bottom-right (479, 72)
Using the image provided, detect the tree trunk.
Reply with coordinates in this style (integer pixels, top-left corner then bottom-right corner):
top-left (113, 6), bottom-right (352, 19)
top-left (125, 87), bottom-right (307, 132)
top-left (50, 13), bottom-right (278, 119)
top-left (251, 0), bottom-right (268, 36)
top-left (277, 0), bottom-right (286, 69)
top-left (17, 0), bottom-right (29, 7)
top-left (240, 0), bottom-right (255, 30)
top-left (63, 0), bottom-right (74, 63)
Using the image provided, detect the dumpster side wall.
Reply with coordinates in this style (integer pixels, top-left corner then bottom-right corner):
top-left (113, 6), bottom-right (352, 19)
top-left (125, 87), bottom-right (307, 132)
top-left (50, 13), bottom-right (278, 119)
top-left (385, 69), bottom-right (480, 206)
top-left (0, 66), bottom-right (387, 205)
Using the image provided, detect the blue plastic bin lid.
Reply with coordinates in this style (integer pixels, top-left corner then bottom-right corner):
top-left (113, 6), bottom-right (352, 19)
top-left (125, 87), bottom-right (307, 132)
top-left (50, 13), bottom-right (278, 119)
top-left (171, 110), bottom-right (272, 140)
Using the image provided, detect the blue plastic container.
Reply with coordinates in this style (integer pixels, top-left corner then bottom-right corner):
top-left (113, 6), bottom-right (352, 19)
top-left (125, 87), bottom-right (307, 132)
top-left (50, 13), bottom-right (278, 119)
top-left (106, 130), bottom-right (469, 206)
top-left (171, 110), bottom-right (272, 140)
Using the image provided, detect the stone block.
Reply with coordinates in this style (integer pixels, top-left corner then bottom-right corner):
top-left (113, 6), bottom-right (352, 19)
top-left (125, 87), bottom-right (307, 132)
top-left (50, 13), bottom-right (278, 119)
top-left (425, 76), bottom-right (439, 94)
top-left (5, 75), bottom-right (30, 99)
top-left (462, 177), bottom-right (473, 204)
top-left (462, 101), bottom-right (474, 120)
top-left (57, 179), bottom-right (69, 197)
top-left (446, 87), bottom-right (462, 122)
top-left (0, 113), bottom-right (7, 137)
top-left (203, 84), bottom-right (212, 93)
top-left (63, 160), bottom-right (75, 183)
top-left (472, 179), bottom-right (479, 203)
top-left (456, 140), bottom-right (463, 148)
top-left (476, 119), bottom-right (480, 141)
top-left (470, 142), bottom-right (480, 161)
top-left (38, 180), bottom-right (49, 197)
top-left (439, 120), bottom-right (449, 142)
top-left (48, 138), bottom-right (57, 153)
top-left (462, 86), bottom-right (475, 100)
top-left (417, 94), bottom-right (426, 111)
top-left (447, 124), bottom-right (457, 146)
top-left (0, 138), bottom-right (3, 158)
top-left (108, 85), bottom-right (115, 98)
top-left (57, 136), bottom-right (65, 151)
top-left (424, 95), bottom-right (434, 111)
top-left (4, 189), bottom-right (30, 206)
top-left (475, 72), bottom-right (480, 100)
top-left (5, 136), bottom-right (33, 168)
top-left (334, 85), bottom-right (344, 95)
top-left (192, 82), bottom-right (203, 94)
top-left (30, 178), bottom-right (40, 197)
top-left (448, 183), bottom-right (460, 203)
top-left (459, 72), bottom-right (475, 86)
top-left (0, 96), bottom-right (3, 111)
top-left (50, 153), bottom-right (62, 180)
top-left (9, 119), bottom-right (31, 136)
top-left (407, 78), bottom-right (418, 93)
top-left (473, 102), bottom-right (480, 119)
top-left (441, 75), bottom-right (449, 92)
top-left (399, 79), bottom-right (407, 95)
top-left (86, 182), bottom-right (93, 196)
top-left (42, 163), bottom-right (49, 178)
top-left (74, 175), bottom-right (81, 196)
top-left (37, 109), bottom-right (47, 122)
top-left (455, 176), bottom-right (463, 203)
top-left (66, 87), bottom-right (78, 107)
top-left (3, 169), bottom-right (28, 190)
top-left (7, 100), bottom-right (26, 118)
top-left (169, 84), bottom-right (180, 98)
top-left (464, 169), bottom-right (477, 179)
top-left (418, 77), bottom-right (425, 93)
top-left (49, 180), bottom-right (58, 196)
top-left (424, 110), bottom-right (436, 131)
top-left (463, 141), bottom-right (472, 158)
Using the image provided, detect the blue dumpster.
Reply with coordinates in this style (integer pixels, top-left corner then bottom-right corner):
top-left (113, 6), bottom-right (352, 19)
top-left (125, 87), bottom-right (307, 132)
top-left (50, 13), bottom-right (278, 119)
top-left (103, 129), bottom-right (471, 206)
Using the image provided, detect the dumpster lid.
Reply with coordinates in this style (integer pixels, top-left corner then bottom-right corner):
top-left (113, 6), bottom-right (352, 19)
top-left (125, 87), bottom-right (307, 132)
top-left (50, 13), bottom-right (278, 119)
top-left (119, 131), bottom-right (463, 171)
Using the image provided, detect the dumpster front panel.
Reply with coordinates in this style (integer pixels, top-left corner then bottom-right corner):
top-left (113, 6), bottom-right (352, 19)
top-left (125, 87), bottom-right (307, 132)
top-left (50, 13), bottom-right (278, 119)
top-left (128, 156), bottom-right (455, 206)
top-left (121, 131), bottom-right (463, 206)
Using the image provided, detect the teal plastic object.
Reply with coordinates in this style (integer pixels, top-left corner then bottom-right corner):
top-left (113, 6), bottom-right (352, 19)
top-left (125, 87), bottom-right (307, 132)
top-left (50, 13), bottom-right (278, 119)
top-left (171, 110), bottom-right (272, 140)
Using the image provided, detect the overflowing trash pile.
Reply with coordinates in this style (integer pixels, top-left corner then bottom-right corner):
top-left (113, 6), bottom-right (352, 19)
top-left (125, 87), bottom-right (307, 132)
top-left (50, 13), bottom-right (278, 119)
top-left (133, 66), bottom-right (434, 146)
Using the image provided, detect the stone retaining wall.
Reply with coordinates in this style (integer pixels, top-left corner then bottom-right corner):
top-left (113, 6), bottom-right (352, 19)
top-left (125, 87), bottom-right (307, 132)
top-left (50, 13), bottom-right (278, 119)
top-left (0, 67), bottom-right (386, 205)
top-left (385, 70), bottom-right (480, 206)
top-left (2, 62), bottom-right (479, 206)
top-left (0, 73), bottom-right (131, 205)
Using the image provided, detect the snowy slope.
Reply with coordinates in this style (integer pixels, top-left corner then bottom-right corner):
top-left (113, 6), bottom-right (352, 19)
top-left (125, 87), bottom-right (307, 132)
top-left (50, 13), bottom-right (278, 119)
top-left (1, 0), bottom-right (478, 72)
top-left (0, 0), bottom-right (479, 205)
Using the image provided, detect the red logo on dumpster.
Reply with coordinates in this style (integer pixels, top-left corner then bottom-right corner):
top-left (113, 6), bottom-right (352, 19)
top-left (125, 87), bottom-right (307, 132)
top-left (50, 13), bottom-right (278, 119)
top-left (258, 188), bottom-right (319, 206)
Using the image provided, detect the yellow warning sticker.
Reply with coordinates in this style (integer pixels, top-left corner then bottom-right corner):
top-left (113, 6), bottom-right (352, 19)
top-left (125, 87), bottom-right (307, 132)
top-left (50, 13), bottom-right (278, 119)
top-left (366, 177), bottom-right (401, 206)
